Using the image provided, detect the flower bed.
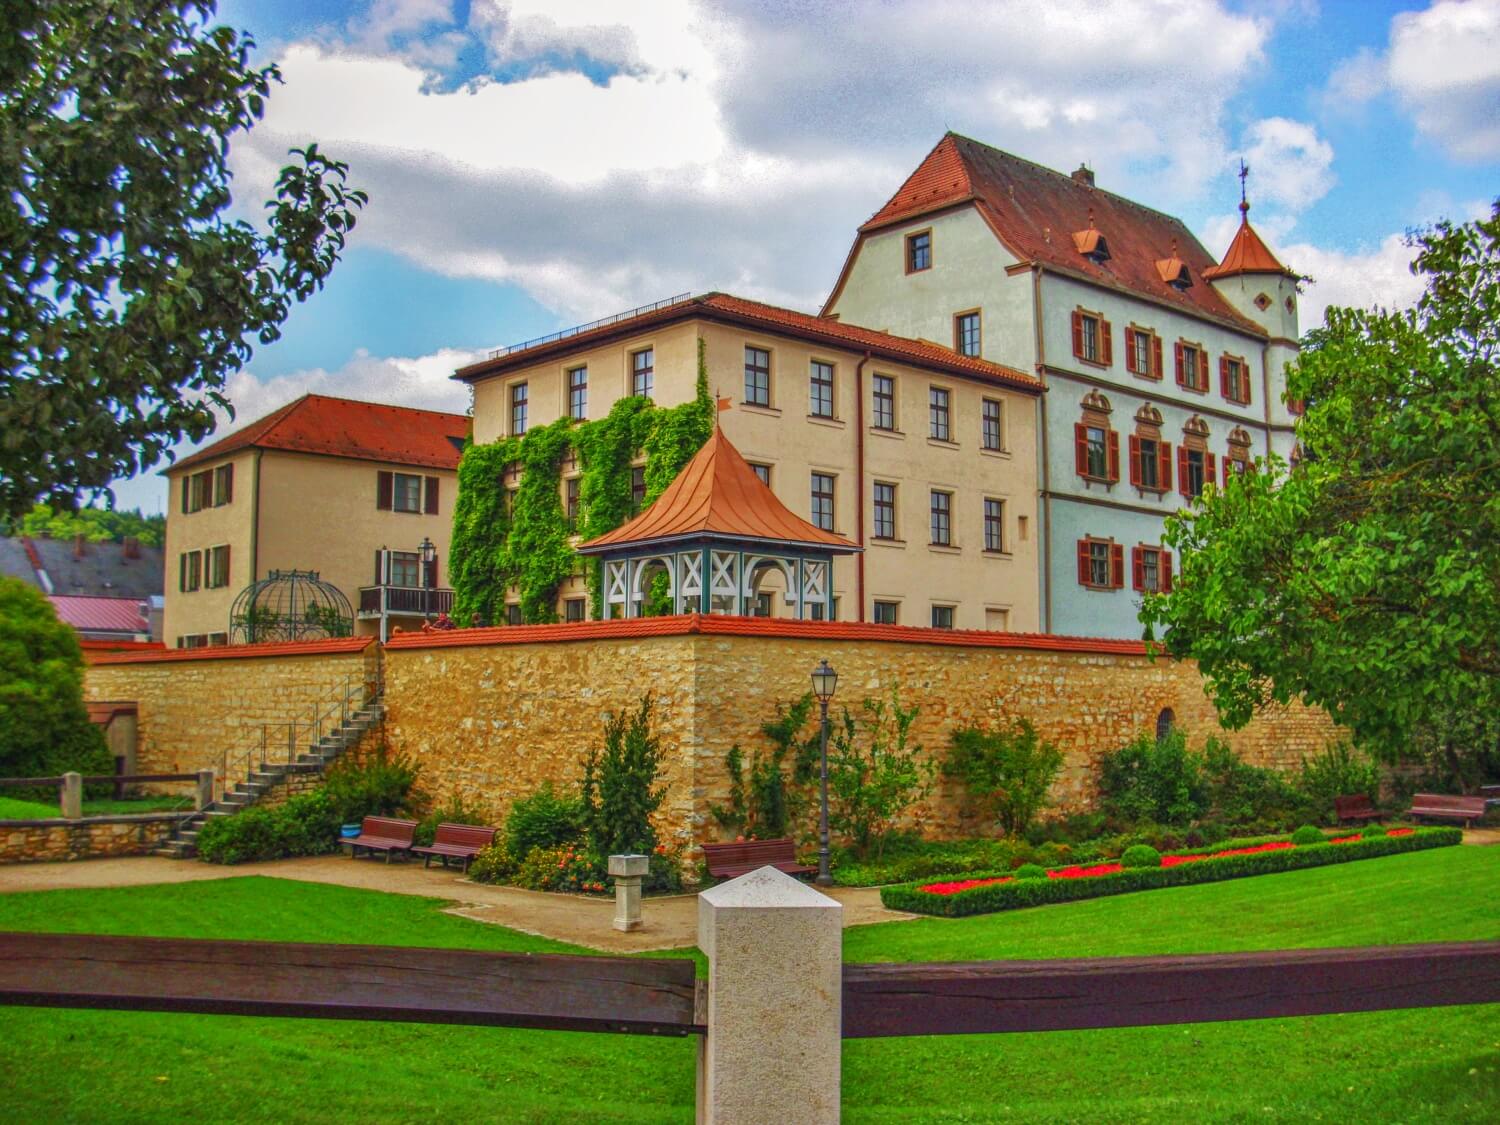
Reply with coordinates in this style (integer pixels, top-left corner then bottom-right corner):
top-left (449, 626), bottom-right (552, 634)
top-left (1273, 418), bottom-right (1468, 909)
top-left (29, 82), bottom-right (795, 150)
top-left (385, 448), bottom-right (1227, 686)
top-left (881, 827), bottom-right (1459, 917)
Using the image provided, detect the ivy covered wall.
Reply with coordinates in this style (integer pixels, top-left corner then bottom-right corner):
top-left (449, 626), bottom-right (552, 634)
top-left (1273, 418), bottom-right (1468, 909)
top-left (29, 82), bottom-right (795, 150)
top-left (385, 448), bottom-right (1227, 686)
top-left (450, 340), bottom-right (714, 624)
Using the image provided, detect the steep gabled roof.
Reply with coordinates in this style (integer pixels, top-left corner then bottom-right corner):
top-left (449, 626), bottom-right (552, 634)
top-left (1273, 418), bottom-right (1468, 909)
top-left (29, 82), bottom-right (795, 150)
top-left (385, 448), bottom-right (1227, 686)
top-left (1203, 205), bottom-right (1298, 279)
top-left (166, 394), bottom-right (471, 475)
top-left (578, 426), bottom-right (859, 554)
top-left (49, 594), bottom-right (149, 635)
top-left (851, 133), bottom-right (1266, 336)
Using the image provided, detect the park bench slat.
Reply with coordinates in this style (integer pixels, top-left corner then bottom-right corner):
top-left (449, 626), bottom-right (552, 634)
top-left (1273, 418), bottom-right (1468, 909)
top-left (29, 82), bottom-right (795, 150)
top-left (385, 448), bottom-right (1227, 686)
top-left (345, 816), bottom-right (419, 861)
top-left (411, 823), bottom-right (499, 870)
top-left (0, 931), bottom-right (702, 1036)
top-left (1407, 793), bottom-right (1487, 827)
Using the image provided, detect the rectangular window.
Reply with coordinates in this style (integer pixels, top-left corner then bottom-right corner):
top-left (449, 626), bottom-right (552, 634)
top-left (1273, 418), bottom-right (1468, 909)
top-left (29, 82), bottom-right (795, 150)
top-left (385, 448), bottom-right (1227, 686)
top-left (906, 230), bottom-right (931, 272)
top-left (983, 499), bottom-right (1004, 552)
top-left (388, 550), bottom-right (420, 587)
top-left (212, 464), bottom-right (233, 506)
top-left (930, 489), bottom-right (952, 546)
top-left (810, 472), bottom-right (835, 532)
top-left (178, 551), bottom-right (202, 593)
top-left (1089, 540), bottom-right (1111, 587)
top-left (630, 466), bottom-right (647, 514)
top-left (754, 592), bottom-right (773, 618)
top-left (186, 470), bottom-right (212, 513)
top-left (206, 545), bottom-right (230, 588)
top-left (806, 599), bottom-right (839, 622)
top-left (1133, 546), bottom-right (1173, 594)
top-left (955, 311), bottom-right (981, 357)
top-left (872, 601), bottom-right (898, 625)
top-left (506, 604), bottom-right (523, 626)
top-left (1072, 309), bottom-right (1113, 366)
top-left (1185, 449), bottom-right (1206, 497)
top-left (509, 381), bottom-right (528, 435)
top-left (1086, 426), bottom-right (1109, 479)
top-left (565, 477), bottom-right (581, 531)
top-left (1177, 342), bottom-right (1208, 391)
top-left (929, 387), bottom-right (951, 441)
top-left (1138, 436), bottom-right (1160, 490)
top-left (809, 360), bottom-right (834, 418)
top-left (393, 472), bottom-right (423, 513)
top-left (873, 481), bottom-right (896, 539)
top-left (1221, 355), bottom-right (1251, 404)
top-left (1126, 326), bottom-right (1161, 379)
top-left (749, 462), bottom-right (771, 486)
top-left (981, 399), bottom-right (1002, 451)
top-left (1077, 538), bottom-right (1125, 589)
top-left (931, 604), bottom-right (955, 629)
top-left (565, 598), bottom-right (587, 623)
top-left (872, 374), bottom-right (895, 430)
top-left (744, 346), bottom-right (771, 407)
top-left (568, 366), bottom-right (588, 420)
top-left (632, 348), bottom-right (654, 398)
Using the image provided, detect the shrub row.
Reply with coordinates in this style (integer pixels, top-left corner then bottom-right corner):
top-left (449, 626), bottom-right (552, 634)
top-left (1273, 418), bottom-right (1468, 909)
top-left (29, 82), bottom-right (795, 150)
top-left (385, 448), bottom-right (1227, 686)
top-left (879, 827), bottom-right (1462, 917)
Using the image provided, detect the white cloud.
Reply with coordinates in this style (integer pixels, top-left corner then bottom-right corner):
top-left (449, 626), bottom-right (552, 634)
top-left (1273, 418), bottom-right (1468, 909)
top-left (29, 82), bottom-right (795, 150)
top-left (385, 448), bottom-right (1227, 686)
top-left (1280, 233), bottom-right (1425, 328)
top-left (1323, 46), bottom-right (1386, 109)
top-left (1240, 118), bottom-right (1336, 212)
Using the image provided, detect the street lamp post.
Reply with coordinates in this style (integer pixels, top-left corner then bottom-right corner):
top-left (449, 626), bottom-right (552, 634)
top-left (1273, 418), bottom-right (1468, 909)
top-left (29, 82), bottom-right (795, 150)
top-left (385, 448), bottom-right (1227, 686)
top-left (418, 537), bottom-right (436, 621)
top-left (810, 659), bottom-right (838, 887)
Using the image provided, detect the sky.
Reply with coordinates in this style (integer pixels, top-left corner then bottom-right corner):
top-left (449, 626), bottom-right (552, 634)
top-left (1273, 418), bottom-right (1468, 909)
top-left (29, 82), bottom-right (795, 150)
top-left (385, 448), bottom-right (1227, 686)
top-left (112, 0), bottom-right (1500, 512)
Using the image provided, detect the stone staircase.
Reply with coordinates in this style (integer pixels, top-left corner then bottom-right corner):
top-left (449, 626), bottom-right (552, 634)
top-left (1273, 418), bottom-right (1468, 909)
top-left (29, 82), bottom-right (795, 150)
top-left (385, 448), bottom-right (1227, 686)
top-left (154, 699), bottom-right (384, 859)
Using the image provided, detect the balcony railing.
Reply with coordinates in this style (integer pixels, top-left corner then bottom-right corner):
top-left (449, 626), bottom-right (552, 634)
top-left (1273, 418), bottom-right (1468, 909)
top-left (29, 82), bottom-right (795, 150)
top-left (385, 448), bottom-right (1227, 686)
top-left (357, 585), bottom-right (454, 618)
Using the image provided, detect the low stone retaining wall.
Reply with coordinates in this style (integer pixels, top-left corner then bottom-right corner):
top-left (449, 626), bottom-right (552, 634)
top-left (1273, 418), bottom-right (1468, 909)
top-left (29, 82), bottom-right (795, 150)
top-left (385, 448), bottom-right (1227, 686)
top-left (0, 814), bottom-right (191, 864)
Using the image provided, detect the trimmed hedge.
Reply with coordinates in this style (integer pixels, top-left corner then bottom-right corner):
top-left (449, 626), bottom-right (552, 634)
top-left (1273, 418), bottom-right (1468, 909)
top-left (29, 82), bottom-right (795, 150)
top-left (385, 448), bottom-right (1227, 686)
top-left (880, 827), bottom-right (1462, 917)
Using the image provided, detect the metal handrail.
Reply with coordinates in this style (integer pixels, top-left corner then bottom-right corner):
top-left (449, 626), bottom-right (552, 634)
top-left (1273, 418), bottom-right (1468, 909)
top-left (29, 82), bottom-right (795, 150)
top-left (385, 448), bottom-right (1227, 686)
top-left (487, 293), bottom-right (693, 359)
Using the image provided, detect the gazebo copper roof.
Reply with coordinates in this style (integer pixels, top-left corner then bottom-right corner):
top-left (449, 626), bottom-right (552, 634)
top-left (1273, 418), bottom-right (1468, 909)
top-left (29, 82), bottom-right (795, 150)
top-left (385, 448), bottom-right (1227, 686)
top-left (577, 427), bottom-right (859, 555)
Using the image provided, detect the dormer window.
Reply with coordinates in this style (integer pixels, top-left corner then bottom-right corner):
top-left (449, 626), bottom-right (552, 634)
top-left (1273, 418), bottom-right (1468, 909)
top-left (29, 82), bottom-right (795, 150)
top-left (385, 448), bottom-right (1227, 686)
top-left (1156, 257), bottom-right (1192, 290)
top-left (1071, 227), bottom-right (1111, 264)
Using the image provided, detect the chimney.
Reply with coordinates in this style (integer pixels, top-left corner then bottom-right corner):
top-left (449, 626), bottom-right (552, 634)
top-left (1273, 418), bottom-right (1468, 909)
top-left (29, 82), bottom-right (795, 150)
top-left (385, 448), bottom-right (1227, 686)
top-left (123, 537), bottom-right (140, 561)
top-left (1071, 163), bottom-right (1095, 187)
top-left (73, 533), bottom-right (86, 559)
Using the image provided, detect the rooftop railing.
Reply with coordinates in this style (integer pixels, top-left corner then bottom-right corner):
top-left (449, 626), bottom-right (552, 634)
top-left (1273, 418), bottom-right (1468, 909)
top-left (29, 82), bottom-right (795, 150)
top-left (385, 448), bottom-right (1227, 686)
top-left (487, 293), bottom-right (694, 359)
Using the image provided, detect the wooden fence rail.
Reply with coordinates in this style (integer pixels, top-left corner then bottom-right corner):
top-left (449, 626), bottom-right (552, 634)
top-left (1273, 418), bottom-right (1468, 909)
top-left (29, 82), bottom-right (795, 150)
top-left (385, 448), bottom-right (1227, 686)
top-left (0, 773), bottom-right (198, 789)
top-left (2, 932), bottom-right (1495, 1041)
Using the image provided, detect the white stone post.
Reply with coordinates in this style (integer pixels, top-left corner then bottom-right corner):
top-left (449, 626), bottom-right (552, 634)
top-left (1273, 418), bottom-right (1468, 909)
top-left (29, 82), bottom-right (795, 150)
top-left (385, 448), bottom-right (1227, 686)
top-left (696, 867), bottom-right (842, 1125)
top-left (608, 853), bottom-right (649, 932)
top-left (195, 769), bottom-right (215, 812)
top-left (60, 772), bottom-right (83, 820)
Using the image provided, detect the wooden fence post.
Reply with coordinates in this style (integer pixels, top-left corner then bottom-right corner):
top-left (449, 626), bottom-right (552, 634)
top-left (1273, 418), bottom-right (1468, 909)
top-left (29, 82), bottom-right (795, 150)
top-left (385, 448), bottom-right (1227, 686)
top-left (60, 772), bottom-right (82, 820)
top-left (696, 867), bottom-right (842, 1125)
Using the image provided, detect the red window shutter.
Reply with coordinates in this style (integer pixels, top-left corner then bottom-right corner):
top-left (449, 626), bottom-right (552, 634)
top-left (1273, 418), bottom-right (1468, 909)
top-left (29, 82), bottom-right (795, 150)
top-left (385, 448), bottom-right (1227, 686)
top-left (1206, 452), bottom-right (1217, 486)
top-left (1178, 446), bottom-right (1190, 497)
top-left (1159, 441), bottom-right (1173, 491)
top-left (1198, 349), bottom-right (1210, 390)
top-left (377, 471), bottom-right (393, 510)
top-left (1107, 429), bottom-right (1120, 481)
top-left (1162, 549), bottom-right (1174, 592)
top-left (1241, 366), bottom-right (1252, 405)
top-left (1123, 328), bottom-right (1136, 373)
top-left (1174, 342), bottom-right (1185, 386)
top-left (424, 476), bottom-right (439, 514)
top-left (1076, 539), bottom-right (1091, 585)
top-left (1071, 311), bottom-right (1084, 359)
top-left (1131, 547), bottom-right (1144, 592)
top-left (1152, 334), bottom-right (1163, 379)
top-left (1223, 456), bottom-right (1231, 486)
top-left (1219, 355), bottom-right (1229, 397)
top-left (1100, 320), bottom-right (1113, 366)
top-left (1110, 543), bottom-right (1125, 589)
top-left (1074, 423), bottom-right (1089, 476)
top-left (1128, 434), bottom-right (1142, 487)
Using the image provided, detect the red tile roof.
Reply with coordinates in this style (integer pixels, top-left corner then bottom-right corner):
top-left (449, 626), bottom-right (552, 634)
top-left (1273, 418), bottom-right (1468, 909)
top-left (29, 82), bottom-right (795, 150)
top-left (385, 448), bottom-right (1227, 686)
top-left (845, 133), bottom-right (1266, 336)
top-left (579, 427), bottom-right (859, 553)
top-left (49, 595), bottom-right (149, 635)
top-left (167, 394), bottom-right (471, 475)
top-left (455, 292), bottom-right (1042, 393)
top-left (1203, 205), bottom-right (1297, 279)
top-left (87, 636), bottom-right (375, 665)
top-left (384, 612), bottom-right (1149, 656)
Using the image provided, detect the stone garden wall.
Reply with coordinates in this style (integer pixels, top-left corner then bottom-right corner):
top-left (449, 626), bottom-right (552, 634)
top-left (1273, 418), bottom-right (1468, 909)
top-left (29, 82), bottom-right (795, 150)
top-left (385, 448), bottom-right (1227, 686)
top-left (0, 815), bottom-right (188, 864)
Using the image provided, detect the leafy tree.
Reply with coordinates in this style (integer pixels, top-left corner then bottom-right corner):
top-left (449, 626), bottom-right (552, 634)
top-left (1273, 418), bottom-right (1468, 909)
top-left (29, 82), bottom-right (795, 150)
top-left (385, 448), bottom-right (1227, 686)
top-left (0, 0), bottom-right (366, 516)
top-left (943, 719), bottom-right (1062, 837)
top-left (1098, 729), bottom-right (1206, 826)
top-left (0, 577), bottom-right (110, 779)
top-left (580, 694), bottom-right (666, 857)
top-left (1143, 202), bottom-right (1500, 790)
top-left (4, 504), bottom-right (166, 546)
top-left (826, 685), bottom-right (934, 859)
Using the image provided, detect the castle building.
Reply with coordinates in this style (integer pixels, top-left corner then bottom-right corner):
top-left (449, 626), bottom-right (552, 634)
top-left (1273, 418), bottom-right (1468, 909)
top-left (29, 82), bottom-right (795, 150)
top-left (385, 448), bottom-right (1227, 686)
top-left (456, 292), bottom-right (1044, 630)
top-left (823, 134), bottom-right (1301, 638)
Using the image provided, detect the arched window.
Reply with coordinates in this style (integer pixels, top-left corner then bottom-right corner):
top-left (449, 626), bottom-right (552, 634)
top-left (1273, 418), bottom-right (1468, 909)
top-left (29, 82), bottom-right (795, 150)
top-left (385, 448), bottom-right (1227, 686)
top-left (1178, 416), bottom-right (1215, 499)
top-left (1074, 390), bottom-right (1119, 484)
top-left (1129, 403), bottom-right (1171, 493)
top-left (1156, 708), bottom-right (1176, 742)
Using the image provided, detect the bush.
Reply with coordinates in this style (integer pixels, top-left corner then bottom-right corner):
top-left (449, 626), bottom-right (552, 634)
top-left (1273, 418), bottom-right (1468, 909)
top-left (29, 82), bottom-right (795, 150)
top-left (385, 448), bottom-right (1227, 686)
top-left (1121, 844), bottom-right (1162, 868)
top-left (196, 792), bottom-right (341, 865)
top-left (1025, 811), bottom-right (1109, 847)
top-left (1295, 741), bottom-right (1384, 824)
top-left (467, 841), bottom-right (517, 884)
top-left (1201, 738), bottom-right (1298, 828)
top-left (646, 845), bottom-right (684, 894)
top-left (711, 743), bottom-right (793, 840)
top-left (1098, 730), bottom-right (1207, 826)
top-left (413, 792), bottom-right (492, 847)
top-left (882, 828), bottom-right (1463, 917)
top-left (1291, 825), bottom-right (1326, 845)
top-left (827, 685), bottom-right (935, 859)
top-left (1013, 863), bottom-right (1049, 880)
top-left (322, 744), bottom-right (425, 825)
top-left (0, 577), bottom-right (111, 782)
top-left (944, 719), bottom-right (1063, 837)
top-left (505, 782), bottom-right (585, 859)
top-left (511, 843), bottom-right (607, 894)
top-left (581, 695), bottom-right (665, 858)
top-left (829, 836), bottom-right (1032, 887)
top-left (1361, 824), bottom-right (1387, 839)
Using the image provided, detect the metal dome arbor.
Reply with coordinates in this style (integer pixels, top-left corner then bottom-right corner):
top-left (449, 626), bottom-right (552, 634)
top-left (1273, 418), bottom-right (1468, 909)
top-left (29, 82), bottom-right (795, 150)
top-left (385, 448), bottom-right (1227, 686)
top-left (229, 570), bottom-right (354, 644)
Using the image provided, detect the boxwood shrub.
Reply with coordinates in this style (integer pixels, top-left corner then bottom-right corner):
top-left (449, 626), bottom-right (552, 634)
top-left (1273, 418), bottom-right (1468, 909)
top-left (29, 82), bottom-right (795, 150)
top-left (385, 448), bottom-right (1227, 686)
top-left (879, 827), bottom-right (1461, 917)
top-left (1121, 844), bottom-right (1162, 868)
top-left (1290, 825), bottom-right (1326, 845)
top-left (1013, 863), bottom-right (1049, 880)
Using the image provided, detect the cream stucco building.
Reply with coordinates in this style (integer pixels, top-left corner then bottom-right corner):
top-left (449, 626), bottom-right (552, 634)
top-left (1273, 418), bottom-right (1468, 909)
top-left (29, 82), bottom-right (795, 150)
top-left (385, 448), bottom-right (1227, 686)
top-left (457, 293), bottom-right (1044, 631)
top-left (824, 134), bottom-right (1301, 638)
top-left (161, 394), bottom-right (469, 647)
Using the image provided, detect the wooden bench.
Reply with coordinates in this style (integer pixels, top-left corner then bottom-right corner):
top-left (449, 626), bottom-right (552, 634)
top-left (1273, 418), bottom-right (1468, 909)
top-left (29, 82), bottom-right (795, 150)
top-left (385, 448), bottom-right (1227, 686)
top-left (702, 838), bottom-right (816, 880)
top-left (1407, 793), bottom-right (1487, 828)
top-left (1333, 794), bottom-right (1382, 824)
top-left (411, 823), bottom-right (498, 872)
top-left (344, 816), bottom-right (418, 862)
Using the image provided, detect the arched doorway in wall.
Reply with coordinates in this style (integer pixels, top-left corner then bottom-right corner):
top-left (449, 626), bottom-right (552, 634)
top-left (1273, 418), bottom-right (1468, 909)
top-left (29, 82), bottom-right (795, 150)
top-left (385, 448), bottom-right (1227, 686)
top-left (1155, 707), bottom-right (1177, 742)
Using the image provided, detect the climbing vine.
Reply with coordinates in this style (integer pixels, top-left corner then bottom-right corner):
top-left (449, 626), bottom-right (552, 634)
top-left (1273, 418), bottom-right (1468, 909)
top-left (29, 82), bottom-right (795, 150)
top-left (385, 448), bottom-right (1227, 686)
top-left (450, 339), bottom-right (714, 624)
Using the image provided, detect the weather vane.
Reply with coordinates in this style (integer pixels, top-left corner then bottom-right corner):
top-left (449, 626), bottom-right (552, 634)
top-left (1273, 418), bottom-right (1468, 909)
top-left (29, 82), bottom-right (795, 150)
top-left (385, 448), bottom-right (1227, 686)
top-left (1238, 159), bottom-right (1250, 214)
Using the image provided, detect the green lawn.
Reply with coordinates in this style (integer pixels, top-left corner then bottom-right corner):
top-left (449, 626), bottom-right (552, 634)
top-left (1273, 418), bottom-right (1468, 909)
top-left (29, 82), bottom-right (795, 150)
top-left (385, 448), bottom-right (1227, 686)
top-left (0, 795), bottom-right (194, 819)
top-left (0, 847), bottom-right (1495, 1122)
